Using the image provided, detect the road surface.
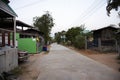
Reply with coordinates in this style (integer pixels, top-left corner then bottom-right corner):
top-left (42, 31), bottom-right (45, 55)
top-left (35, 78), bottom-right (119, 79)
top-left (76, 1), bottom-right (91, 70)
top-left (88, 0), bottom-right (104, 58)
top-left (37, 43), bottom-right (120, 80)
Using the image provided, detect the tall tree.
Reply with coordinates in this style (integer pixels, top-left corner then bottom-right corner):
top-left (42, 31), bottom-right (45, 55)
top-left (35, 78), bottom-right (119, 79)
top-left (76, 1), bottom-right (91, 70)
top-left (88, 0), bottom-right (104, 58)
top-left (54, 31), bottom-right (66, 44)
top-left (33, 11), bottom-right (54, 45)
top-left (66, 25), bottom-right (84, 44)
top-left (106, 0), bottom-right (120, 16)
top-left (55, 32), bottom-right (62, 44)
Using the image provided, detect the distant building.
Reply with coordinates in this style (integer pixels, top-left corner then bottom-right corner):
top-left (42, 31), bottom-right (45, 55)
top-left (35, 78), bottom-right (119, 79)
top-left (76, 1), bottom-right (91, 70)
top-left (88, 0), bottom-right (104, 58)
top-left (92, 25), bottom-right (119, 52)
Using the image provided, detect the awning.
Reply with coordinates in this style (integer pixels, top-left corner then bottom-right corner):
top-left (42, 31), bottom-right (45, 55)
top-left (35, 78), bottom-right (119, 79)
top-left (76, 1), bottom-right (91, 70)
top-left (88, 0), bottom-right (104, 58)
top-left (16, 20), bottom-right (33, 28)
top-left (0, 0), bottom-right (17, 17)
top-left (0, 19), bottom-right (33, 29)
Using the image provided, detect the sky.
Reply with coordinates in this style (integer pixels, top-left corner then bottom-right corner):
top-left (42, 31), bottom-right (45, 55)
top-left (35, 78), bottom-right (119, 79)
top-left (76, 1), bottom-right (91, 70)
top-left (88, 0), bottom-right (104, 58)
top-left (9, 0), bottom-right (120, 36)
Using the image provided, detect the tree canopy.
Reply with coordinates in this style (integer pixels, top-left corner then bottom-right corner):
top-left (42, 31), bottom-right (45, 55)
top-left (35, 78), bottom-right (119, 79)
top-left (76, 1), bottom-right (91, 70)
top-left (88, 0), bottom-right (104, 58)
top-left (106, 0), bottom-right (120, 16)
top-left (66, 25), bottom-right (84, 44)
top-left (54, 30), bottom-right (66, 44)
top-left (33, 11), bottom-right (54, 44)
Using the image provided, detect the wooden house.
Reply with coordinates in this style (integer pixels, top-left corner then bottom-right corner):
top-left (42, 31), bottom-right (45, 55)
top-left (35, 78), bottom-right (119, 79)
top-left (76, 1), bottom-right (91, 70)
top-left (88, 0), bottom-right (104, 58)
top-left (0, 0), bottom-right (18, 73)
top-left (0, 18), bottom-right (44, 53)
top-left (92, 25), bottom-right (119, 52)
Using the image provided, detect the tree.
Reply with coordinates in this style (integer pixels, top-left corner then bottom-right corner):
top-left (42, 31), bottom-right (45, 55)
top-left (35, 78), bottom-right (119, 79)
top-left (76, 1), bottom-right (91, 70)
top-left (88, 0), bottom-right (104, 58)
top-left (106, 0), bottom-right (120, 16)
top-left (54, 30), bottom-right (66, 44)
top-left (66, 25), bottom-right (84, 44)
top-left (33, 11), bottom-right (54, 45)
top-left (55, 32), bottom-right (62, 44)
top-left (74, 35), bottom-right (85, 49)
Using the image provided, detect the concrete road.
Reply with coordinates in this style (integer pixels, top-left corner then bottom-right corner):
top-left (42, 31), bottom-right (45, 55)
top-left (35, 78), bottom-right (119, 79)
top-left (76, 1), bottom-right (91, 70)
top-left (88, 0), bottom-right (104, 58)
top-left (37, 43), bottom-right (120, 80)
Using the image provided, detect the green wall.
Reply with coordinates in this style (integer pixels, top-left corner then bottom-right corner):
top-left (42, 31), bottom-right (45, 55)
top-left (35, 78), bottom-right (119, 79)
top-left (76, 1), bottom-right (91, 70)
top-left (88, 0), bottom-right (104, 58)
top-left (16, 33), bottom-right (20, 40)
top-left (10, 33), bottom-right (19, 40)
top-left (18, 38), bottom-right (37, 53)
top-left (38, 45), bottom-right (43, 53)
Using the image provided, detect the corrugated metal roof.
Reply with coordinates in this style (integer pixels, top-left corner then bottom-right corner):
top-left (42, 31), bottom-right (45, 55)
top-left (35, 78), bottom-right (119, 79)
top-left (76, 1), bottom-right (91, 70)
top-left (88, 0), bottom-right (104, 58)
top-left (0, 19), bottom-right (33, 29)
top-left (92, 25), bottom-right (119, 32)
top-left (0, 0), bottom-right (17, 17)
top-left (16, 20), bottom-right (33, 28)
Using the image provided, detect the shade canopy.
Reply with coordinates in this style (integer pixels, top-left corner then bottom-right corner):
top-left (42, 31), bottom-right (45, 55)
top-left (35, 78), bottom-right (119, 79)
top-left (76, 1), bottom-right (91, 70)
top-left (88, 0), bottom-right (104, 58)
top-left (0, 19), bottom-right (33, 30)
top-left (0, 0), bottom-right (17, 17)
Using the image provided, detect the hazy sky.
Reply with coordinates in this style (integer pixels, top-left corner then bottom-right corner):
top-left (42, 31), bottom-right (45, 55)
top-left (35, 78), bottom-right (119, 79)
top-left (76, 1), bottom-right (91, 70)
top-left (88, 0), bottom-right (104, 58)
top-left (9, 0), bottom-right (120, 36)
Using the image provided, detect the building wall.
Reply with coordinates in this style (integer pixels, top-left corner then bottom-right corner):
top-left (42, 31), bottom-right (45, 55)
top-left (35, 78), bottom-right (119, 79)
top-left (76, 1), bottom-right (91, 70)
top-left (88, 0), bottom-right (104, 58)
top-left (18, 38), bottom-right (37, 53)
top-left (0, 48), bottom-right (18, 74)
top-left (101, 28), bottom-right (115, 40)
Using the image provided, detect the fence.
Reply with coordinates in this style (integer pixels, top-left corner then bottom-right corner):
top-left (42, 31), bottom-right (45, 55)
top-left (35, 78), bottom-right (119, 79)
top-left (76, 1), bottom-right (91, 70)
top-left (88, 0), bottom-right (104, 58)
top-left (86, 38), bottom-right (117, 52)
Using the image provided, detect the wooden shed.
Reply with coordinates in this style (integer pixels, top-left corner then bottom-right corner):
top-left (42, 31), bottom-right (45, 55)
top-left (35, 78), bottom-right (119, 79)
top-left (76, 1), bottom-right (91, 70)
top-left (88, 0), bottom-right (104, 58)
top-left (92, 25), bottom-right (119, 52)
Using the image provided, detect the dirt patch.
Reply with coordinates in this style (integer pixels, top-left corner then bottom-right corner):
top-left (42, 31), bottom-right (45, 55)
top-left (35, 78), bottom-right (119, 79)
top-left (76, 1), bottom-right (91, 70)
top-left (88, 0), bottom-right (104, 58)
top-left (68, 46), bottom-right (120, 72)
top-left (18, 52), bottom-right (45, 80)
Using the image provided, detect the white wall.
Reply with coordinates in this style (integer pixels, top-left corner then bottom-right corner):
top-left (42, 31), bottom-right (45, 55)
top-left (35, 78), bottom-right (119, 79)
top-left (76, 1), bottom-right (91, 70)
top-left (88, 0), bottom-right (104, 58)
top-left (0, 48), bottom-right (18, 73)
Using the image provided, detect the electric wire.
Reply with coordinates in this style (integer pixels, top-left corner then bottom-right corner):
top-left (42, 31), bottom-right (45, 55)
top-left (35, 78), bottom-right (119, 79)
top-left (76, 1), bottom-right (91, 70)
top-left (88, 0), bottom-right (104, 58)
top-left (14, 0), bottom-right (43, 10)
top-left (71, 0), bottom-right (106, 26)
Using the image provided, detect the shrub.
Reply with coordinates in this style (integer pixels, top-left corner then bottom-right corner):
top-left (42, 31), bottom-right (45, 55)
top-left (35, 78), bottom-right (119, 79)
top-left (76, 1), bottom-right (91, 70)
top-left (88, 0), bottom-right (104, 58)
top-left (73, 35), bottom-right (85, 49)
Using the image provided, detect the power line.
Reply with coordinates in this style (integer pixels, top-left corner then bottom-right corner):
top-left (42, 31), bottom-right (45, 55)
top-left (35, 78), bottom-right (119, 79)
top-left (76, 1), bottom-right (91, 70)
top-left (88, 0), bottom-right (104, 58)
top-left (71, 0), bottom-right (106, 26)
top-left (15, 0), bottom-right (43, 10)
top-left (80, 1), bottom-right (106, 23)
top-left (77, 0), bottom-right (105, 23)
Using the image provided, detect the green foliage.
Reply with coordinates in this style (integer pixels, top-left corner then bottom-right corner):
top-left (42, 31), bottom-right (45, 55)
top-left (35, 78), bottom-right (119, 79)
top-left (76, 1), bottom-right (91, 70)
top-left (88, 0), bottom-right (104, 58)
top-left (33, 11), bottom-right (54, 44)
top-left (106, 0), bottom-right (120, 16)
top-left (54, 30), bottom-right (66, 44)
top-left (54, 24), bottom-right (92, 49)
top-left (73, 35), bottom-right (85, 49)
top-left (66, 26), bottom-right (84, 44)
top-left (84, 31), bottom-right (93, 40)
top-left (55, 32), bottom-right (62, 44)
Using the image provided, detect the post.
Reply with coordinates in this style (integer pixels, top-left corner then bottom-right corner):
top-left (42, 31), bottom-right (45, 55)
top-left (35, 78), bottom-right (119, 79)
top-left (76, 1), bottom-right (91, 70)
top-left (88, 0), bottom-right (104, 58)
top-left (85, 36), bottom-right (87, 50)
top-left (13, 17), bottom-right (16, 48)
top-left (8, 32), bottom-right (10, 46)
top-left (22, 26), bottom-right (23, 31)
top-left (115, 39), bottom-right (118, 52)
top-left (98, 38), bottom-right (102, 52)
top-left (118, 46), bottom-right (120, 57)
top-left (2, 32), bottom-right (5, 46)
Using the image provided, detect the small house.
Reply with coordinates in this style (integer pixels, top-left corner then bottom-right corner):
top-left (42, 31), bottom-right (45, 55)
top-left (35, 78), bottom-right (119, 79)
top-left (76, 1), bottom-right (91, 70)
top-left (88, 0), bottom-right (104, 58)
top-left (92, 25), bottom-right (119, 52)
top-left (0, 18), bottom-right (45, 53)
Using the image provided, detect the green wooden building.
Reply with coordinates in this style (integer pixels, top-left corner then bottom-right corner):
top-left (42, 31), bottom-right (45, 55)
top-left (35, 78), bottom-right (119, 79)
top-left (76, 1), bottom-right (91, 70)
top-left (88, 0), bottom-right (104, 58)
top-left (17, 28), bottom-right (44, 53)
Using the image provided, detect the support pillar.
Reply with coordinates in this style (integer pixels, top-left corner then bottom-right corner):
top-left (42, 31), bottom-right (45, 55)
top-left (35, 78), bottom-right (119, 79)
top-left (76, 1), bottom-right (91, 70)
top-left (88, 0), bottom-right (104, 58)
top-left (8, 32), bottom-right (10, 46)
top-left (115, 39), bottom-right (118, 52)
top-left (85, 36), bottom-right (87, 50)
top-left (98, 38), bottom-right (102, 52)
top-left (13, 17), bottom-right (16, 48)
top-left (2, 32), bottom-right (5, 47)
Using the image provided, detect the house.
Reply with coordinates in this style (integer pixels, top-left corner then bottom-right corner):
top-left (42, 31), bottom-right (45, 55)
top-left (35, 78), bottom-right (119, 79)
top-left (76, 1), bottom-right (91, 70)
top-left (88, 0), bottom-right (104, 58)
top-left (92, 25), bottom-right (119, 52)
top-left (17, 28), bottom-right (44, 53)
top-left (0, 18), bottom-right (45, 54)
top-left (0, 0), bottom-right (18, 73)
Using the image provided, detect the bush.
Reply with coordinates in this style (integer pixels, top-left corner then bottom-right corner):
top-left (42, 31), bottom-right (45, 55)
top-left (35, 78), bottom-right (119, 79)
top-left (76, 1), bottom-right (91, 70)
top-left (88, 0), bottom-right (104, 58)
top-left (73, 35), bottom-right (85, 49)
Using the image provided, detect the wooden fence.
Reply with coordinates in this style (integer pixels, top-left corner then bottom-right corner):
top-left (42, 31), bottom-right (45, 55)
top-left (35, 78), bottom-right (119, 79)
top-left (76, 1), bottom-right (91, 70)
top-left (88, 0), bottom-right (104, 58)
top-left (85, 37), bottom-right (118, 52)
